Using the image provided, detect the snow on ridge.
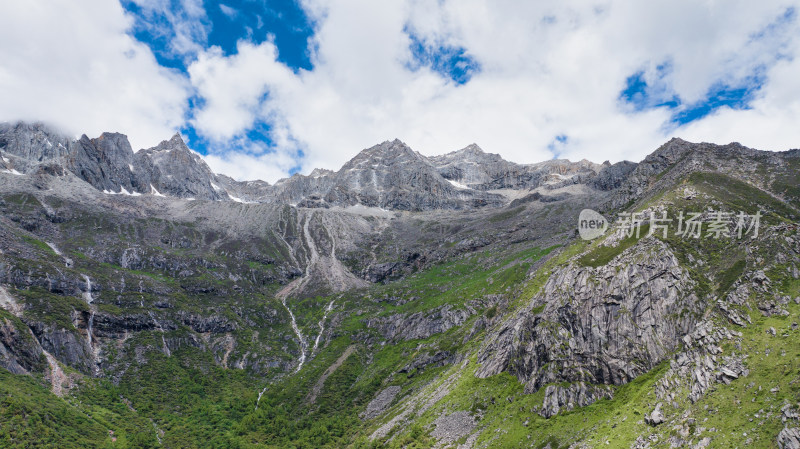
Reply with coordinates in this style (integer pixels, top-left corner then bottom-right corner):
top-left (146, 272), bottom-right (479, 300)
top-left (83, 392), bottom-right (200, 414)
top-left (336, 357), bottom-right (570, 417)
top-left (46, 242), bottom-right (63, 256)
top-left (228, 194), bottom-right (257, 204)
top-left (446, 179), bottom-right (471, 190)
top-left (102, 187), bottom-right (141, 196)
top-left (150, 184), bottom-right (166, 197)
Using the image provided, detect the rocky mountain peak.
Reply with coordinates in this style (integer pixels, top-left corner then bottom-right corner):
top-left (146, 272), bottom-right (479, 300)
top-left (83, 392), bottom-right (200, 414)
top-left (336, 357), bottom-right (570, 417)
top-left (309, 168), bottom-right (335, 178)
top-left (0, 121), bottom-right (72, 164)
top-left (141, 133), bottom-right (196, 160)
top-left (645, 137), bottom-right (695, 165)
top-left (72, 132), bottom-right (137, 193)
top-left (89, 133), bottom-right (135, 162)
top-left (341, 139), bottom-right (426, 171)
top-left (431, 143), bottom-right (499, 163)
top-left (1, 120), bottom-right (647, 210)
top-left (448, 143), bottom-right (499, 162)
top-left (132, 133), bottom-right (223, 200)
top-left (461, 143), bottom-right (483, 154)
top-left (306, 139), bottom-right (506, 210)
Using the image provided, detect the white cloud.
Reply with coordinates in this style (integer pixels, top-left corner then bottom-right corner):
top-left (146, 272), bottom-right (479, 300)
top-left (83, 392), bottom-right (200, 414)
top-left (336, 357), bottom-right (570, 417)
top-left (204, 148), bottom-right (299, 184)
top-left (219, 4), bottom-right (239, 20)
top-left (2, 0), bottom-right (799, 183)
top-left (0, 0), bottom-right (190, 151)
top-left (183, 0), bottom-right (800, 183)
top-left (188, 41), bottom-right (296, 141)
top-left (127, 0), bottom-right (210, 59)
top-left (678, 41), bottom-right (800, 152)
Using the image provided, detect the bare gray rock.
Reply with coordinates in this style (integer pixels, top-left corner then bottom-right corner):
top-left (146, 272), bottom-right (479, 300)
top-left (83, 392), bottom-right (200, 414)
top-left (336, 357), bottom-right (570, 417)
top-left (476, 239), bottom-right (701, 392)
top-left (429, 143), bottom-right (611, 191)
top-left (322, 140), bottom-right (504, 210)
top-left (592, 161), bottom-right (638, 191)
top-left (28, 322), bottom-right (95, 375)
top-left (653, 321), bottom-right (745, 403)
top-left (0, 122), bottom-right (73, 163)
top-left (364, 304), bottom-right (472, 341)
top-left (71, 133), bottom-right (138, 194)
top-left (399, 350), bottom-right (456, 376)
top-left (0, 315), bottom-right (46, 374)
top-left (539, 382), bottom-right (614, 418)
top-left (692, 437), bottom-right (711, 448)
top-left (645, 402), bottom-right (665, 426)
top-left (430, 411), bottom-right (475, 446)
top-left (361, 386), bottom-right (401, 420)
top-left (783, 403), bottom-right (799, 423)
top-left (133, 133), bottom-right (224, 200)
top-left (778, 427), bottom-right (800, 449)
top-left (0, 122), bottom-right (223, 200)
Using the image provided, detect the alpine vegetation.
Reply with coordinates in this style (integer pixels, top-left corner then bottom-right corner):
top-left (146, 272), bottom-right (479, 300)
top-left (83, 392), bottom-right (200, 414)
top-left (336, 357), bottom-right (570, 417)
top-left (1, 122), bottom-right (799, 448)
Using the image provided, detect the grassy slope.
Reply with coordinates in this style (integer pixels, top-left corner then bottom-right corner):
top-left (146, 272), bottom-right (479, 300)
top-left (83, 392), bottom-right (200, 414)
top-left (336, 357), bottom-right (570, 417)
top-left (355, 172), bottom-right (800, 448)
top-left (0, 201), bottom-right (556, 448)
top-left (1, 167), bottom-right (798, 448)
top-left (0, 368), bottom-right (163, 448)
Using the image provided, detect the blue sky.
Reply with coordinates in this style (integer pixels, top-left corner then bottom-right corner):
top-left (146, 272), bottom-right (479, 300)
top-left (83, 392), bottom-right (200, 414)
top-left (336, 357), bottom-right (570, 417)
top-left (2, 1), bottom-right (800, 182)
top-left (122, 0), bottom-right (315, 72)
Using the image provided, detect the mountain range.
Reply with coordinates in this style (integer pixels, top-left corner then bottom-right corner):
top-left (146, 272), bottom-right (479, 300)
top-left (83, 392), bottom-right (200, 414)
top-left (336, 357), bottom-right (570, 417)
top-left (1, 120), bottom-right (799, 449)
top-left (0, 121), bottom-right (638, 209)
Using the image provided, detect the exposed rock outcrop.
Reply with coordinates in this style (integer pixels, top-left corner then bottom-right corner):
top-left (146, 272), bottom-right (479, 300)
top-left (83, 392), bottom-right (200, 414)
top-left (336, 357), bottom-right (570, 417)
top-left (0, 314), bottom-right (46, 374)
top-left (430, 411), bottom-right (476, 446)
top-left (539, 382), bottom-right (614, 418)
top-left (28, 322), bottom-right (95, 374)
top-left (476, 238), bottom-right (702, 392)
top-left (319, 140), bottom-right (504, 210)
top-left (364, 304), bottom-right (472, 341)
top-left (778, 427), bottom-right (800, 449)
top-left (0, 122), bottom-right (223, 200)
top-left (429, 143), bottom-right (611, 191)
top-left (653, 321), bottom-right (745, 404)
top-left (0, 122), bottom-right (639, 211)
top-left (133, 133), bottom-right (224, 200)
top-left (645, 402), bottom-right (665, 426)
top-left (361, 385), bottom-right (401, 420)
top-left (399, 350), bottom-right (456, 375)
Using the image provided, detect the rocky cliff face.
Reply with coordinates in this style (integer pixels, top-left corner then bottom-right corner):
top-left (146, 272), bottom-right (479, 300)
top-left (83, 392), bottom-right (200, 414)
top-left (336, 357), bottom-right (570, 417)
top-left (610, 137), bottom-right (800, 211)
top-left (0, 122), bottom-right (224, 200)
top-left (133, 134), bottom-right (225, 200)
top-left (323, 140), bottom-right (505, 210)
top-left (0, 312), bottom-right (46, 375)
top-left (0, 122), bottom-right (73, 163)
top-left (267, 139), bottom-right (508, 210)
top-left (476, 238), bottom-right (702, 392)
top-left (1, 121), bottom-right (642, 211)
top-left (429, 143), bottom-right (610, 191)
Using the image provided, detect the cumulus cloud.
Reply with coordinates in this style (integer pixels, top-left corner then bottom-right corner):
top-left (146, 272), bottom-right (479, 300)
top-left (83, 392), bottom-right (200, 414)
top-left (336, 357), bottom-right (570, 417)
top-left (204, 148), bottom-right (300, 184)
top-left (0, 0), bottom-right (190, 151)
top-left (184, 0), bottom-right (800, 182)
top-left (2, 0), bottom-right (799, 183)
top-left (679, 46), bottom-right (800, 152)
top-left (125, 0), bottom-right (211, 60)
top-left (188, 41), bottom-right (296, 141)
